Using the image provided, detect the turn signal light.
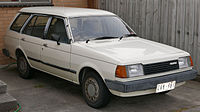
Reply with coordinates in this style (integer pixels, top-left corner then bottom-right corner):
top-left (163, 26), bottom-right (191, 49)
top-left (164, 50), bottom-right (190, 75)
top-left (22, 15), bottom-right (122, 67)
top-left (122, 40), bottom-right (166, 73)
top-left (189, 56), bottom-right (193, 66)
top-left (115, 65), bottom-right (127, 78)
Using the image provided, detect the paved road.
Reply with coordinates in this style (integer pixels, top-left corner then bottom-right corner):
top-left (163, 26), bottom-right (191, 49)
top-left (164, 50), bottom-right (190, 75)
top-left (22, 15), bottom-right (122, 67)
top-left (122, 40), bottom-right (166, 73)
top-left (0, 66), bottom-right (200, 112)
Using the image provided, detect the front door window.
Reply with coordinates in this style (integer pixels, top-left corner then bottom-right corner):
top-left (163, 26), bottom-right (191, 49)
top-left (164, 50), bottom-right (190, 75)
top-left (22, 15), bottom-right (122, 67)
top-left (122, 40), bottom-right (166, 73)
top-left (47, 17), bottom-right (69, 43)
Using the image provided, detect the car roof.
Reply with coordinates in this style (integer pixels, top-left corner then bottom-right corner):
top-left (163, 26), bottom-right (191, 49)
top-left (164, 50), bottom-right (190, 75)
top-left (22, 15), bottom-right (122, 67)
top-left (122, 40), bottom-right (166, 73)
top-left (20, 7), bottom-right (116, 18)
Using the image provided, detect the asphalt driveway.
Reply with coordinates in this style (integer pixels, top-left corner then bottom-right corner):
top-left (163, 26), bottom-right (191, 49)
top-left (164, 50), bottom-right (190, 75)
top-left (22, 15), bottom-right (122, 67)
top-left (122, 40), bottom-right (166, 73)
top-left (0, 65), bottom-right (200, 112)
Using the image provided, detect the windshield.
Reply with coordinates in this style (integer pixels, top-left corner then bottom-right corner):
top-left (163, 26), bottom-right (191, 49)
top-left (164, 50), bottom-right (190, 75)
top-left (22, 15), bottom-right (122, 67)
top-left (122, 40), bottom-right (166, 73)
top-left (69, 16), bottom-right (134, 41)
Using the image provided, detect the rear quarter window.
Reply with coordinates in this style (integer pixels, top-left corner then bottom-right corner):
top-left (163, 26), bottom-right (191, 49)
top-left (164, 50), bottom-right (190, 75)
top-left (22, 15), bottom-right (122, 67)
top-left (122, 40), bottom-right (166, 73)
top-left (10, 13), bottom-right (30, 32)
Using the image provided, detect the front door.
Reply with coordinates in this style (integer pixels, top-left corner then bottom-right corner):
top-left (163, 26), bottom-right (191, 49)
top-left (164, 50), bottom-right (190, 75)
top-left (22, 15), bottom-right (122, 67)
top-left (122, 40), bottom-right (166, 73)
top-left (41, 17), bottom-right (73, 81)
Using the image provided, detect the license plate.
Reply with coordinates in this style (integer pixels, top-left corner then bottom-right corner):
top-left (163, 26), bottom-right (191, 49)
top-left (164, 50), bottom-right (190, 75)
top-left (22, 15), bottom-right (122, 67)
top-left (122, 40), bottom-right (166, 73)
top-left (156, 81), bottom-right (176, 93)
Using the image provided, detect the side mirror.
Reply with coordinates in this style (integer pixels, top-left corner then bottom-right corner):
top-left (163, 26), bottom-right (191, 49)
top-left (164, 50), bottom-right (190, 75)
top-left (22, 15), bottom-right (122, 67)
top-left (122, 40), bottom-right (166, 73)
top-left (51, 34), bottom-right (60, 45)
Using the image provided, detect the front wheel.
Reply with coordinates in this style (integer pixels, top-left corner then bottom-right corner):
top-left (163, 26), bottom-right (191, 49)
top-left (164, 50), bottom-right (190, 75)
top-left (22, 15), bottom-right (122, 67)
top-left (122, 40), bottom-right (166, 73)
top-left (82, 70), bottom-right (110, 108)
top-left (17, 55), bottom-right (33, 79)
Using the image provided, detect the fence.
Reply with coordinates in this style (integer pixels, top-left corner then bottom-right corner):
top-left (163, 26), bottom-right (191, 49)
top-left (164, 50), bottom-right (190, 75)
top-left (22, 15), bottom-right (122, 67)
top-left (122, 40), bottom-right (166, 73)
top-left (99, 0), bottom-right (200, 74)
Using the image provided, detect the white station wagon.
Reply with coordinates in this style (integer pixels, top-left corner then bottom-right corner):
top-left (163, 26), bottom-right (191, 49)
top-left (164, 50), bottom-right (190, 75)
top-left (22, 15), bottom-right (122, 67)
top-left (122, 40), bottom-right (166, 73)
top-left (3, 7), bottom-right (197, 108)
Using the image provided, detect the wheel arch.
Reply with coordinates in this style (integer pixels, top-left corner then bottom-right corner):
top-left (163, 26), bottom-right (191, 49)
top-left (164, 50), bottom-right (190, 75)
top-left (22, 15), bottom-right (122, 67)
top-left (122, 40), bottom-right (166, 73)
top-left (15, 48), bottom-right (32, 66)
top-left (15, 48), bottom-right (25, 58)
top-left (78, 66), bottom-right (105, 85)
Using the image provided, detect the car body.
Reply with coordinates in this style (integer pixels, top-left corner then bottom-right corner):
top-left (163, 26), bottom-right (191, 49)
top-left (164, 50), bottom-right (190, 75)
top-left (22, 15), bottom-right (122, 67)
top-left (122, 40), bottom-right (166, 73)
top-left (2, 7), bottom-right (197, 108)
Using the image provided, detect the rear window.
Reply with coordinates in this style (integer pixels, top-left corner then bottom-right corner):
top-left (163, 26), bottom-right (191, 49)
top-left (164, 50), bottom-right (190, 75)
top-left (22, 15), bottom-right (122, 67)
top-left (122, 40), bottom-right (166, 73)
top-left (10, 13), bottom-right (30, 32)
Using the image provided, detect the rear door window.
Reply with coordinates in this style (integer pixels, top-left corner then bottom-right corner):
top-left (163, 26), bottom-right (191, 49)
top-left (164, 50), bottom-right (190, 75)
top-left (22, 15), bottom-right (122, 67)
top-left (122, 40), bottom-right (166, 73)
top-left (22, 16), bottom-right (37, 36)
top-left (10, 13), bottom-right (30, 32)
top-left (23, 15), bottom-right (49, 38)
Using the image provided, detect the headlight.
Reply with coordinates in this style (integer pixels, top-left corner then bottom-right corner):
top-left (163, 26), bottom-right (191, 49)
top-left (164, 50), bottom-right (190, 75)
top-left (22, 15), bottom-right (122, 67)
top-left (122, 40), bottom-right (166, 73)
top-left (126, 64), bottom-right (144, 77)
top-left (115, 64), bottom-right (144, 78)
top-left (178, 56), bottom-right (193, 69)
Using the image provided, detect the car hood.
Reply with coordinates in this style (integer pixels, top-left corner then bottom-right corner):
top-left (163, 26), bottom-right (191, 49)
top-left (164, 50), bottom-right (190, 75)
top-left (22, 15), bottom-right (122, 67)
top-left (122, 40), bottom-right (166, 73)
top-left (77, 37), bottom-right (188, 65)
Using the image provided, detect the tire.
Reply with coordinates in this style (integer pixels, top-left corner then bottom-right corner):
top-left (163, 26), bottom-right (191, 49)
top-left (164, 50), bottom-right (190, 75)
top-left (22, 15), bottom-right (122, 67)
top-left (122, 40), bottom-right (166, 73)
top-left (82, 70), bottom-right (110, 108)
top-left (17, 55), bottom-right (33, 79)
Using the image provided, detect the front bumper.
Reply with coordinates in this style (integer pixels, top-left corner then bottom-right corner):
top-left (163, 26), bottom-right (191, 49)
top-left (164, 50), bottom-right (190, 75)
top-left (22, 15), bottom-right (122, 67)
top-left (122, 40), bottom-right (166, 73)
top-left (105, 69), bottom-right (197, 93)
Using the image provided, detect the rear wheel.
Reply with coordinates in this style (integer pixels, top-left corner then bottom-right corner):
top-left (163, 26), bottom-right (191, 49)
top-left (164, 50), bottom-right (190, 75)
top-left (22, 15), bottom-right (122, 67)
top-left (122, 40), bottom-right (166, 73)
top-left (17, 55), bottom-right (33, 79)
top-left (82, 70), bottom-right (110, 108)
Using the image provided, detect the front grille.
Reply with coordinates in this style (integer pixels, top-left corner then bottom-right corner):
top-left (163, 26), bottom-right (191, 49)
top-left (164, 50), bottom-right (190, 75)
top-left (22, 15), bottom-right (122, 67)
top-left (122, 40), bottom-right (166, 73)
top-left (143, 60), bottom-right (179, 75)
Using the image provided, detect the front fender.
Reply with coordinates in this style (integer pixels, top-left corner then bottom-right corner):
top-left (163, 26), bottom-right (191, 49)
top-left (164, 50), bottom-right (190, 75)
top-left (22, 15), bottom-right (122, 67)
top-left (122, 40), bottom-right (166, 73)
top-left (76, 62), bottom-right (105, 84)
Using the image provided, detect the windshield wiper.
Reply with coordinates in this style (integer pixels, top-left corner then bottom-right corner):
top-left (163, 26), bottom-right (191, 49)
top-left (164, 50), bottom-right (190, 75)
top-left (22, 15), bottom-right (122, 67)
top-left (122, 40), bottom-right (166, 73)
top-left (86, 36), bottom-right (118, 43)
top-left (94, 36), bottom-right (119, 40)
top-left (119, 33), bottom-right (138, 41)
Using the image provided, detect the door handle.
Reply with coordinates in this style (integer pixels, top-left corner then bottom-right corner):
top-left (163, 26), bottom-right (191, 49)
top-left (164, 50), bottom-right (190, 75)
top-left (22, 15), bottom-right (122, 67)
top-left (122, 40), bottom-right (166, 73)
top-left (21, 38), bottom-right (25, 41)
top-left (43, 43), bottom-right (48, 47)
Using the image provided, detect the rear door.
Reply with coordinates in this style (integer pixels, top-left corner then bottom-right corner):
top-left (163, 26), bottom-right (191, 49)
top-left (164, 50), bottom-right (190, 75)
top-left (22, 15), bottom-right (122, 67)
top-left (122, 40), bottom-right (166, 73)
top-left (40, 17), bottom-right (74, 81)
top-left (20, 15), bottom-right (49, 68)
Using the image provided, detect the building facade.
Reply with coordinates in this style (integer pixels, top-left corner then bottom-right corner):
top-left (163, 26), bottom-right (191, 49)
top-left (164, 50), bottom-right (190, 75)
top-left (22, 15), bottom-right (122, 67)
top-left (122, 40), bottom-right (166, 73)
top-left (0, 0), bottom-right (97, 64)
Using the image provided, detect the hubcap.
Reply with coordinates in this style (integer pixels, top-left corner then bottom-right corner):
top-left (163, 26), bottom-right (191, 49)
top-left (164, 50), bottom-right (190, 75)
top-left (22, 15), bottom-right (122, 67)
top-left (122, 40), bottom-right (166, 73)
top-left (18, 57), bottom-right (27, 74)
top-left (85, 77), bottom-right (99, 102)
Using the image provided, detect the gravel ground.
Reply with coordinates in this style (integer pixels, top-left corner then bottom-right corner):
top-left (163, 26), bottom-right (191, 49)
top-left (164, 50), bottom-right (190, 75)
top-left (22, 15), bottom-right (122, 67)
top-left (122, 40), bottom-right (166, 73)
top-left (0, 65), bottom-right (200, 112)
